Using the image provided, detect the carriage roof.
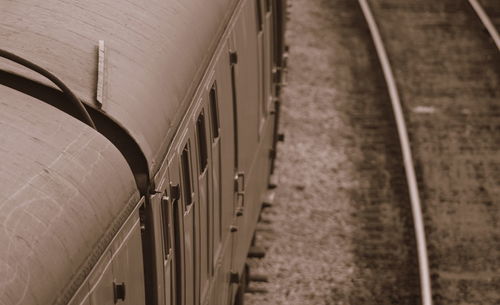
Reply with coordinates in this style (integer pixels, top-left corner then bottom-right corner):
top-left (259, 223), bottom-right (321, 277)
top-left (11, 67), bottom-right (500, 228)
top-left (0, 85), bottom-right (140, 305)
top-left (1, 0), bottom-right (237, 175)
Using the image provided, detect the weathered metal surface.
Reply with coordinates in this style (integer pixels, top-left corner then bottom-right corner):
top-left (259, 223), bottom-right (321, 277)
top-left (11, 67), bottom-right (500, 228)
top-left (0, 0), bottom-right (237, 174)
top-left (0, 85), bottom-right (140, 305)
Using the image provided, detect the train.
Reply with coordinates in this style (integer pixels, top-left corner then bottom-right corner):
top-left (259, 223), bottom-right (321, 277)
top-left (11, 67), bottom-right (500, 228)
top-left (0, 1), bottom-right (287, 305)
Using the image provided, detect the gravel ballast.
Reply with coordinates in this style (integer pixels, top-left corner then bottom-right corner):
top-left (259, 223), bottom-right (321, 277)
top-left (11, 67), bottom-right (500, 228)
top-left (245, 1), bottom-right (500, 304)
top-left (246, 0), bottom-right (423, 304)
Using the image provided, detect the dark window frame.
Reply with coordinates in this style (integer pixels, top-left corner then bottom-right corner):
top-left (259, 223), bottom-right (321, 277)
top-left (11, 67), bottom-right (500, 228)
top-left (160, 193), bottom-right (171, 260)
top-left (209, 82), bottom-right (220, 141)
top-left (196, 110), bottom-right (208, 174)
top-left (181, 143), bottom-right (193, 207)
top-left (256, 0), bottom-right (263, 32)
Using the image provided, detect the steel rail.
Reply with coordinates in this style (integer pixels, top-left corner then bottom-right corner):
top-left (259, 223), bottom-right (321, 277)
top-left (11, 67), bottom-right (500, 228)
top-left (468, 0), bottom-right (500, 50)
top-left (357, 1), bottom-right (433, 305)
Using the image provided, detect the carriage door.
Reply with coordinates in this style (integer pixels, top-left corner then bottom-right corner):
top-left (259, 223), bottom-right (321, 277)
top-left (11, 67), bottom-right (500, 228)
top-left (262, 0), bottom-right (274, 112)
top-left (195, 105), bottom-right (212, 302)
top-left (158, 159), bottom-right (181, 305)
top-left (257, 0), bottom-right (274, 131)
top-left (159, 176), bottom-right (175, 305)
top-left (165, 155), bottom-right (185, 305)
top-left (229, 0), bottom-right (261, 204)
top-left (169, 132), bottom-right (198, 305)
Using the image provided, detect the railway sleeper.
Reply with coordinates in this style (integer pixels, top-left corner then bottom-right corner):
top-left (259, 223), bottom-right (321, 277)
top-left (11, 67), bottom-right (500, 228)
top-left (247, 246), bottom-right (266, 259)
top-left (248, 274), bottom-right (269, 283)
top-left (245, 287), bottom-right (268, 294)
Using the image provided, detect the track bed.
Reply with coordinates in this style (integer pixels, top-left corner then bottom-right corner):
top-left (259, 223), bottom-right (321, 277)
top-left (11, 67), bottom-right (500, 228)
top-left (478, 0), bottom-right (500, 29)
top-left (368, 1), bottom-right (500, 304)
top-left (246, 1), bottom-right (421, 304)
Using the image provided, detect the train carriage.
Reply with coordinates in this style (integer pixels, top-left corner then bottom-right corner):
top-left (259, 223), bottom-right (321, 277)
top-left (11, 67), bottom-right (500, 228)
top-left (0, 0), bottom-right (287, 305)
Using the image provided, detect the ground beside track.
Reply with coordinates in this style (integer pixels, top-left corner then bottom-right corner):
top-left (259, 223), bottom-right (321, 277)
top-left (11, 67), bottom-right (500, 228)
top-left (245, 1), bottom-right (421, 304)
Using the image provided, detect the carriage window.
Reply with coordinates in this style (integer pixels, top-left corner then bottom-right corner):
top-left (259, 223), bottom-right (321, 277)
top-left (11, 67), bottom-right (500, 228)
top-left (181, 144), bottom-right (193, 206)
top-left (209, 83), bottom-right (220, 140)
top-left (256, 0), bottom-right (263, 32)
top-left (196, 111), bottom-right (208, 173)
top-left (160, 195), bottom-right (171, 259)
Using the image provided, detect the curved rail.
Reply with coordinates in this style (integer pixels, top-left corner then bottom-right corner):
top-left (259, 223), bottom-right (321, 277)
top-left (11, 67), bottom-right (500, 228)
top-left (468, 0), bottom-right (500, 50)
top-left (357, 1), bottom-right (433, 305)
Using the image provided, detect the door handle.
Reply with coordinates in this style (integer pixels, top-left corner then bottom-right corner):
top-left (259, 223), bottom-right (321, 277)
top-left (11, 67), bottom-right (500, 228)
top-left (236, 191), bottom-right (245, 216)
top-left (234, 171), bottom-right (245, 193)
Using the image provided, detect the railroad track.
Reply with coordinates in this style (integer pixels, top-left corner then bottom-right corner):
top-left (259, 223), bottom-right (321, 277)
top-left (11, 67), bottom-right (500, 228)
top-left (247, 0), bottom-right (423, 304)
top-left (359, 0), bottom-right (500, 304)
top-left (245, 0), bottom-right (498, 304)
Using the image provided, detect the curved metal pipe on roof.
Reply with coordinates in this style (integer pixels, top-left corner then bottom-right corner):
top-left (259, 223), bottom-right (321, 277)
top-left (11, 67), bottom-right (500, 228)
top-left (0, 48), bottom-right (97, 129)
top-left (0, 69), bottom-right (150, 195)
